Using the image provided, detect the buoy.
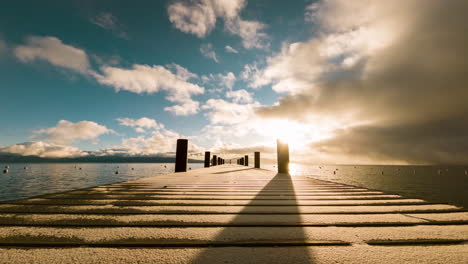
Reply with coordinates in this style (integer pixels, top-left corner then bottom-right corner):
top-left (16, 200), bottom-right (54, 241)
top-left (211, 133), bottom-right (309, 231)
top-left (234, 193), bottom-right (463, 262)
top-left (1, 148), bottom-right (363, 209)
top-left (189, 167), bottom-right (192, 170)
top-left (24, 167), bottom-right (27, 169)
top-left (131, 168), bottom-right (134, 170)
top-left (4, 165), bottom-right (9, 169)
top-left (79, 168), bottom-right (82, 170)
top-left (115, 171), bottom-right (119, 174)
top-left (164, 165), bottom-right (167, 168)
top-left (3, 169), bottom-right (8, 173)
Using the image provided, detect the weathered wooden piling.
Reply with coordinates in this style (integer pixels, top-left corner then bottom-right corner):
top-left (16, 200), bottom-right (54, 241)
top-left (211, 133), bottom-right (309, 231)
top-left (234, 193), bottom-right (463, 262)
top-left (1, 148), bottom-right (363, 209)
top-left (204, 151), bottom-right (210, 168)
top-left (175, 139), bottom-right (188, 172)
top-left (244, 155), bottom-right (249, 166)
top-left (213, 155), bottom-right (218, 166)
top-left (218, 157), bottom-right (221, 165)
top-left (255, 151), bottom-right (260, 168)
top-left (277, 139), bottom-right (289, 173)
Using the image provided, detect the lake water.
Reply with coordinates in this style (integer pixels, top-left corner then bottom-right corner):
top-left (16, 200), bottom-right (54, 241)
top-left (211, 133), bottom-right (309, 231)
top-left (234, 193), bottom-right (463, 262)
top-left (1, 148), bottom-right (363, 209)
top-left (0, 163), bottom-right (466, 209)
top-left (265, 164), bottom-right (468, 209)
top-left (0, 163), bottom-right (203, 201)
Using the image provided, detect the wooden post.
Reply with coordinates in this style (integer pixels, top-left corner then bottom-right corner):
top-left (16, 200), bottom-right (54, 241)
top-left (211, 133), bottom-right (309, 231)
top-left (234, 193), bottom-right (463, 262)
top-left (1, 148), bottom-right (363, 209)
top-left (218, 157), bottom-right (221, 165)
top-left (277, 139), bottom-right (289, 173)
top-left (244, 155), bottom-right (249, 166)
top-left (204, 151), bottom-right (210, 168)
top-left (175, 139), bottom-right (188, 172)
top-left (255, 152), bottom-right (260, 168)
top-left (213, 155), bottom-right (218, 166)
top-left (240, 157), bottom-right (244, 165)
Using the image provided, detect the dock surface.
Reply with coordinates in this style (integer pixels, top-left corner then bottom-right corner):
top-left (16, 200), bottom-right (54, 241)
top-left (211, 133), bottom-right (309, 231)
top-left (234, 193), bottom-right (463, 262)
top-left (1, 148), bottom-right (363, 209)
top-left (0, 165), bottom-right (467, 263)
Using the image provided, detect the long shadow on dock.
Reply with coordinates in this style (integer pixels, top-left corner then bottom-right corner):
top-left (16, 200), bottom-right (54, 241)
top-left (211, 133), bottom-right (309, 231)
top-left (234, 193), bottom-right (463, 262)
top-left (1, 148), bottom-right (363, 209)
top-left (190, 173), bottom-right (315, 263)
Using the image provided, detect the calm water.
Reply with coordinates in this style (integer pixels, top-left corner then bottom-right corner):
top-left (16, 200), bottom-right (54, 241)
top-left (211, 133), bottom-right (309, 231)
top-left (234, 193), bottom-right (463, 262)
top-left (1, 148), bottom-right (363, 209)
top-left (264, 164), bottom-right (468, 209)
top-left (0, 163), bottom-right (467, 209)
top-left (0, 163), bottom-right (203, 201)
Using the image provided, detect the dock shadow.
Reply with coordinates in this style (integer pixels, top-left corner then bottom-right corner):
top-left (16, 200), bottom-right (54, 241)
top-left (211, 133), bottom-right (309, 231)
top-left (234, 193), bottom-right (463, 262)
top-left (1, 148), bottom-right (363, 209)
top-left (190, 173), bottom-right (315, 263)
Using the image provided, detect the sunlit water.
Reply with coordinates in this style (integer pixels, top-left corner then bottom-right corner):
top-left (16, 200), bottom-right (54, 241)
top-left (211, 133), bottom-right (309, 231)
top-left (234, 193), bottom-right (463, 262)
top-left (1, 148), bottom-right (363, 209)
top-left (264, 164), bottom-right (468, 209)
top-left (0, 163), bottom-right (203, 201)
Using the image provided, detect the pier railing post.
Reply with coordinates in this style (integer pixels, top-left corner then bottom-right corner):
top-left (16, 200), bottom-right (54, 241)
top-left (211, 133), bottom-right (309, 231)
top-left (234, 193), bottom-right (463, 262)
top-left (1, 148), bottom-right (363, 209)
top-left (255, 152), bottom-right (260, 168)
top-left (204, 151), bottom-right (210, 168)
top-left (213, 155), bottom-right (218, 166)
top-left (175, 139), bottom-right (188, 172)
top-left (245, 155), bottom-right (249, 166)
top-left (277, 139), bottom-right (289, 173)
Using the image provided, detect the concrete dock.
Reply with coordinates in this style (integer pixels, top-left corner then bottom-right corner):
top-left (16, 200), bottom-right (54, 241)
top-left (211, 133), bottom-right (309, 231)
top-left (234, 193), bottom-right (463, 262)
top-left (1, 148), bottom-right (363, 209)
top-left (0, 165), bottom-right (467, 263)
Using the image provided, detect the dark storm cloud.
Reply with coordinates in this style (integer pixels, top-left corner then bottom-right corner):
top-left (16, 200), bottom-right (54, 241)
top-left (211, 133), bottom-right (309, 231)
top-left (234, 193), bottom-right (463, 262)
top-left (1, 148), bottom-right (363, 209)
top-left (255, 0), bottom-right (468, 164)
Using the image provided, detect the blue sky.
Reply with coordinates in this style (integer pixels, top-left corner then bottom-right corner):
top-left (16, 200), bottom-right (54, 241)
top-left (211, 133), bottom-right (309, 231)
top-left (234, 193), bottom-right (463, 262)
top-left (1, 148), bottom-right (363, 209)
top-left (0, 0), bottom-right (313, 152)
top-left (1, 0), bottom-right (467, 164)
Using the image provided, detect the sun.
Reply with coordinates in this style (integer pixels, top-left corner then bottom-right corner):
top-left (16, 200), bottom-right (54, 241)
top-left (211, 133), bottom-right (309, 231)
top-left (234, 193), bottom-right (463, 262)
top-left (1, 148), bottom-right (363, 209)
top-left (261, 119), bottom-right (307, 148)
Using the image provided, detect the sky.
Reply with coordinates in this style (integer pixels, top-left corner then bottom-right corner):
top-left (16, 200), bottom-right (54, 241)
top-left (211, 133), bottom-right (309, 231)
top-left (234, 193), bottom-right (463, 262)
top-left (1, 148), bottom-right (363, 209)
top-left (0, 0), bottom-right (467, 164)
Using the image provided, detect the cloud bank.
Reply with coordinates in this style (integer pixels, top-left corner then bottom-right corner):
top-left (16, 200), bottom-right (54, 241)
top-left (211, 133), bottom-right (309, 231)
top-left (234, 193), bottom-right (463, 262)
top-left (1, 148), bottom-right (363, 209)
top-left (33, 120), bottom-right (113, 145)
top-left (250, 0), bottom-right (468, 164)
top-left (0, 141), bottom-right (85, 158)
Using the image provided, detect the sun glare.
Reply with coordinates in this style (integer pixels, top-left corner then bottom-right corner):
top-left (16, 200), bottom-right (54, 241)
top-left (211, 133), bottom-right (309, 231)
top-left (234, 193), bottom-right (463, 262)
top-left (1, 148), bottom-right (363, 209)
top-left (260, 120), bottom-right (309, 149)
top-left (257, 119), bottom-right (338, 151)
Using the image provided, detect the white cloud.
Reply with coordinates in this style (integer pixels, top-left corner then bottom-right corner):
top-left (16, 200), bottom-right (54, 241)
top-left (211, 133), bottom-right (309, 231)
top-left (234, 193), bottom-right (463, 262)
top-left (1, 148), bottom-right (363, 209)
top-left (219, 72), bottom-right (236, 89)
top-left (202, 98), bottom-right (258, 125)
top-left (224, 17), bottom-right (268, 49)
top-left (33, 120), bottom-right (113, 145)
top-left (239, 63), bottom-right (269, 89)
top-left (116, 117), bottom-right (164, 133)
top-left (201, 72), bottom-right (236, 90)
top-left (167, 0), bottom-right (268, 49)
top-left (168, 0), bottom-right (217, 38)
top-left (90, 12), bottom-right (128, 39)
top-left (200, 43), bottom-right (219, 63)
top-left (225, 45), bottom-right (238, 53)
top-left (95, 64), bottom-right (204, 115)
top-left (14, 36), bottom-right (91, 74)
top-left (95, 129), bottom-right (203, 157)
top-left (226, 89), bottom-right (253, 103)
top-left (0, 141), bottom-right (85, 158)
top-left (164, 100), bottom-right (200, 116)
top-left (167, 63), bottom-right (199, 80)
